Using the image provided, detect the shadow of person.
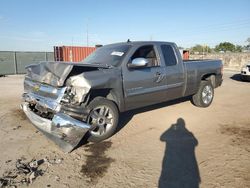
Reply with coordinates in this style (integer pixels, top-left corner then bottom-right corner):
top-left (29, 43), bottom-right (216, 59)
top-left (158, 118), bottom-right (200, 188)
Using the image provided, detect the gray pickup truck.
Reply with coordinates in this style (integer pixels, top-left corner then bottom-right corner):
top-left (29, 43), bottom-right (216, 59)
top-left (21, 41), bottom-right (223, 152)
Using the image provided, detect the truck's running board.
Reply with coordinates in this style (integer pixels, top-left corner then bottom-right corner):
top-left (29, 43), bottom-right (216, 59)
top-left (21, 102), bottom-right (91, 152)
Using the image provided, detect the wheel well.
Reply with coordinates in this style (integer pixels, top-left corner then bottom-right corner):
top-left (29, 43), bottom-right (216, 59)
top-left (87, 89), bottom-right (119, 107)
top-left (201, 74), bottom-right (216, 88)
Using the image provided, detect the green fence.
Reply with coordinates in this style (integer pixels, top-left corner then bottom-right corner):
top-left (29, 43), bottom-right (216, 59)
top-left (0, 51), bottom-right (54, 75)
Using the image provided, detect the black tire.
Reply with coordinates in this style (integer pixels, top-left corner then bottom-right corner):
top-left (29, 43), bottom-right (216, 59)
top-left (191, 80), bottom-right (214, 107)
top-left (86, 97), bottom-right (119, 142)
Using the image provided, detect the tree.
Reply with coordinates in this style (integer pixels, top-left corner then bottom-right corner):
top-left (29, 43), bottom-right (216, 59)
top-left (235, 45), bottom-right (243, 52)
top-left (215, 42), bottom-right (235, 52)
top-left (246, 37), bottom-right (250, 49)
top-left (246, 37), bottom-right (250, 44)
top-left (191, 44), bottom-right (211, 54)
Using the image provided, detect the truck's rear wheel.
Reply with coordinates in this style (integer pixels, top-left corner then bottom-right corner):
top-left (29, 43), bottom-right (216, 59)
top-left (192, 80), bottom-right (214, 107)
top-left (86, 97), bottom-right (119, 142)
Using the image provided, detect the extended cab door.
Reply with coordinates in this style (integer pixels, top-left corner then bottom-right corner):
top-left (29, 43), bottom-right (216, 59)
top-left (122, 45), bottom-right (168, 110)
top-left (159, 44), bottom-right (185, 100)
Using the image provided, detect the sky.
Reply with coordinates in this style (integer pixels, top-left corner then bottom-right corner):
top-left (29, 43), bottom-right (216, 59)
top-left (0, 0), bottom-right (249, 51)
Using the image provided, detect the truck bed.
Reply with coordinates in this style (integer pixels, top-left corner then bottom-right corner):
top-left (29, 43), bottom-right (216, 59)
top-left (183, 59), bottom-right (223, 96)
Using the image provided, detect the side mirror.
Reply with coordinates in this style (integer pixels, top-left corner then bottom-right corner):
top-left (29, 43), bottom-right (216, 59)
top-left (128, 58), bottom-right (149, 69)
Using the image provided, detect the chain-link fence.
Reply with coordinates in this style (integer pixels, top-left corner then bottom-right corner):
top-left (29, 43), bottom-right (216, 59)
top-left (0, 51), bottom-right (54, 75)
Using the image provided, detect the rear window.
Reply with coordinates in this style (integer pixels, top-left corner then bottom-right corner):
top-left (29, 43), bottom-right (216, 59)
top-left (160, 45), bottom-right (177, 66)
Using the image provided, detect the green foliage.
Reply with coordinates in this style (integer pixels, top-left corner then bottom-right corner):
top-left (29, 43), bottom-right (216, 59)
top-left (191, 44), bottom-right (211, 54)
top-left (192, 45), bottom-right (203, 53)
top-left (246, 38), bottom-right (250, 50)
top-left (189, 39), bottom-right (249, 53)
top-left (215, 42), bottom-right (236, 52)
top-left (235, 45), bottom-right (243, 52)
top-left (246, 37), bottom-right (250, 44)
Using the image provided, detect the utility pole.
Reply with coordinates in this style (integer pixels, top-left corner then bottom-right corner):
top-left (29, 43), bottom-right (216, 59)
top-left (70, 37), bottom-right (74, 62)
top-left (86, 19), bottom-right (89, 47)
top-left (202, 44), bottom-right (204, 59)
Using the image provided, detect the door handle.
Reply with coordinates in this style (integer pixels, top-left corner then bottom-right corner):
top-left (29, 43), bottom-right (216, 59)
top-left (155, 72), bottom-right (162, 76)
top-left (155, 72), bottom-right (165, 83)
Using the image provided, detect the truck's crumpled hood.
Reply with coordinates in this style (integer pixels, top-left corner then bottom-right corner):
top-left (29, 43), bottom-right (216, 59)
top-left (65, 65), bottom-right (121, 103)
top-left (23, 61), bottom-right (121, 152)
top-left (25, 61), bottom-right (111, 87)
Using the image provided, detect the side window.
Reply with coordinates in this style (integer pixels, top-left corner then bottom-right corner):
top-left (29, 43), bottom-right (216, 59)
top-left (161, 45), bottom-right (177, 66)
top-left (131, 45), bottom-right (159, 67)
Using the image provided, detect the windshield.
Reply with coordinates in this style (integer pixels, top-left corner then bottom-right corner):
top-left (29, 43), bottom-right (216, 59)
top-left (82, 45), bottom-right (131, 67)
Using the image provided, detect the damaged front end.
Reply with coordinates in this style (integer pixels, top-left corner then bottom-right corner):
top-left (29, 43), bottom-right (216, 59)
top-left (21, 62), bottom-right (98, 152)
top-left (21, 102), bottom-right (90, 152)
top-left (21, 61), bottom-right (121, 152)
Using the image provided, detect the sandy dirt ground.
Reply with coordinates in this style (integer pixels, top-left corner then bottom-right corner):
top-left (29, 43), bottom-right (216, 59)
top-left (0, 71), bottom-right (249, 188)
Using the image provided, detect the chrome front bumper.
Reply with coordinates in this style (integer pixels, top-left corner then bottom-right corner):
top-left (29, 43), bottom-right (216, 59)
top-left (21, 102), bottom-right (91, 152)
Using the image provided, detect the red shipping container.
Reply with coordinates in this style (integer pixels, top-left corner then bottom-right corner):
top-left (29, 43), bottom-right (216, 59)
top-left (183, 50), bottom-right (189, 60)
top-left (54, 46), bottom-right (96, 62)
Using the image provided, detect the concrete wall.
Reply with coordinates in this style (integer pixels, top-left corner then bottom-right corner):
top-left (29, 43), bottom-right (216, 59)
top-left (190, 53), bottom-right (250, 71)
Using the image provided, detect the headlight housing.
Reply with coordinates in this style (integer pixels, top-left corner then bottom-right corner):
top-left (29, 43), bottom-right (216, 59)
top-left (62, 75), bottom-right (91, 104)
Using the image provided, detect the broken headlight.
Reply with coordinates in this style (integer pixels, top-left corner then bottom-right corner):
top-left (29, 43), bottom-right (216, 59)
top-left (61, 86), bottom-right (89, 104)
top-left (61, 87), bottom-right (75, 103)
top-left (62, 75), bottom-right (91, 104)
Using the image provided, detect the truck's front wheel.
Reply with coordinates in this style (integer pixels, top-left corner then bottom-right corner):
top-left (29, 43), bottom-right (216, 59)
top-left (86, 97), bottom-right (119, 142)
top-left (192, 80), bottom-right (214, 107)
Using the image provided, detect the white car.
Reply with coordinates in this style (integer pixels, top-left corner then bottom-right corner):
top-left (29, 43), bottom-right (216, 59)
top-left (241, 62), bottom-right (250, 81)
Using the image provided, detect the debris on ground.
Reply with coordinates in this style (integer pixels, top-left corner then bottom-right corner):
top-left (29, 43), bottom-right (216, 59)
top-left (12, 126), bottom-right (21, 130)
top-left (0, 157), bottom-right (63, 187)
